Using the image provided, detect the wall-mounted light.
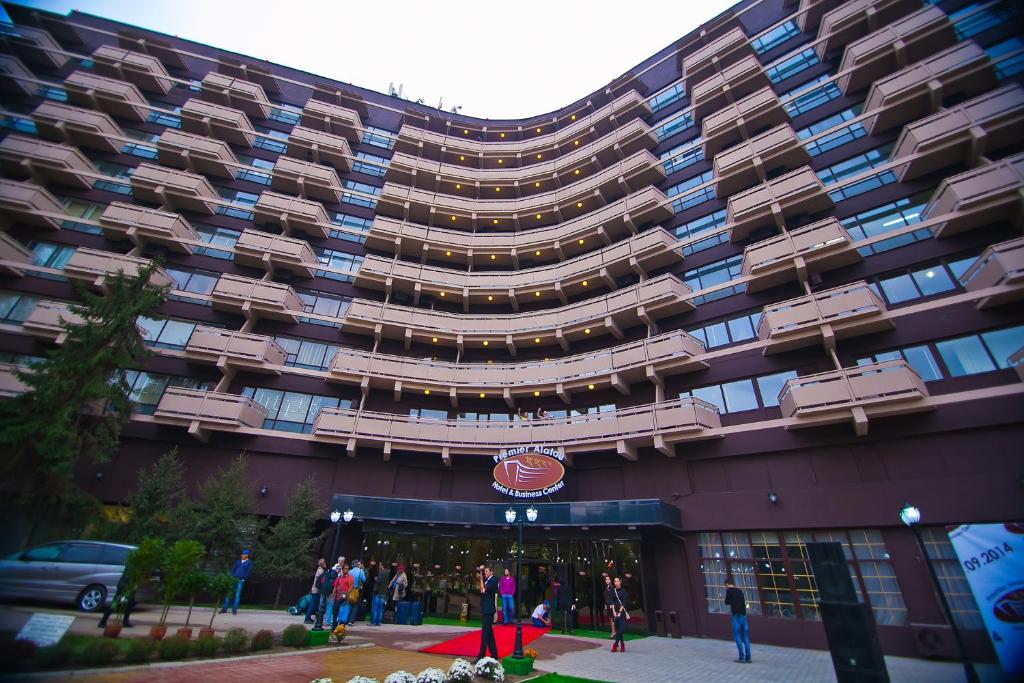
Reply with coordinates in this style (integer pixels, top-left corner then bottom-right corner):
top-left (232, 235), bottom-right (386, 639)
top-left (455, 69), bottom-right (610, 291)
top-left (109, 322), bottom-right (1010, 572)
top-left (259, 485), bottom-right (269, 497)
top-left (768, 492), bottom-right (779, 504)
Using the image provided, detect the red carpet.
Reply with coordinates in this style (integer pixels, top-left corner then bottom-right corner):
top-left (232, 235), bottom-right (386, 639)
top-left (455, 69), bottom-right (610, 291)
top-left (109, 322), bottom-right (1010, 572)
top-left (420, 623), bottom-right (549, 657)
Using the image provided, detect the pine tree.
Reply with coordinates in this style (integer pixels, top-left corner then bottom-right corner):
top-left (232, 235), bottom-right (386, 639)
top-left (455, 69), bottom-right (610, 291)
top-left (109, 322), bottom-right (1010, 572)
top-left (188, 454), bottom-right (258, 569)
top-left (0, 265), bottom-right (167, 546)
top-left (114, 447), bottom-right (191, 545)
top-left (256, 477), bottom-right (323, 608)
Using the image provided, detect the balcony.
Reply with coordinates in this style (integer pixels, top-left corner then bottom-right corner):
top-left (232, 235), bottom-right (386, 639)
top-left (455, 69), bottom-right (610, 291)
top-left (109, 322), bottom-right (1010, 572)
top-left (270, 156), bottom-right (344, 203)
top-left (714, 124), bottom-right (810, 197)
top-left (0, 54), bottom-right (35, 96)
top-left (98, 202), bottom-right (199, 254)
top-left (923, 152), bottom-right (1024, 238)
top-left (365, 186), bottom-right (673, 267)
top-left (154, 387), bottom-right (267, 437)
top-left (890, 85), bottom-right (1024, 181)
top-left (342, 273), bottom-right (693, 352)
top-left (683, 27), bottom-right (754, 86)
top-left (837, 6), bottom-right (955, 95)
top-left (299, 99), bottom-right (364, 144)
top-left (210, 273), bottom-right (304, 322)
top-left (234, 230), bottom-right (318, 276)
top-left (91, 45), bottom-right (172, 94)
top-left (0, 364), bottom-right (29, 398)
top-left (64, 71), bottom-right (150, 122)
top-left (1010, 347), bottom-right (1024, 383)
top-left (816, 0), bottom-right (927, 59)
top-left (217, 59), bottom-right (280, 96)
top-left (199, 72), bottom-right (272, 119)
top-left (180, 99), bottom-right (257, 147)
top-left (0, 134), bottom-right (97, 190)
top-left (356, 228), bottom-right (683, 309)
top-left (702, 87), bottom-right (787, 159)
top-left (742, 218), bottom-right (860, 293)
top-left (22, 300), bottom-right (83, 344)
top-left (0, 177), bottom-right (65, 230)
top-left (285, 126), bottom-right (353, 171)
top-left (156, 129), bottom-right (239, 179)
top-left (2, 25), bottom-right (68, 70)
top-left (758, 281), bottom-right (893, 353)
top-left (690, 55), bottom-right (771, 121)
top-left (313, 396), bottom-right (719, 459)
top-left (727, 166), bottom-right (833, 242)
top-left (252, 191), bottom-right (331, 239)
top-left (184, 326), bottom-right (287, 372)
top-left (31, 101), bottom-right (124, 154)
top-left (328, 329), bottom-right (706, 403)
top-left (863, 41), bottom-right (997, 135)
top-left (0, 232), bottom-right (33, 277)
top-left (958, 237), bottom-right (1024, 309)
top-left (779, 360), bottom-right (930, 435)
top-left (129, 163), bottom-right (220, 214)
top-left (797, 0), bottom-right (845, 32)
top-left (377, 149), bottom-right (664, 226)
top-left (63, 247), bottom-right (173, 291)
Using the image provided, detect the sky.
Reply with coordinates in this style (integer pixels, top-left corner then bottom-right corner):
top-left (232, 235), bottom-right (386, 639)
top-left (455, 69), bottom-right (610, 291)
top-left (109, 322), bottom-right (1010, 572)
top-left (12, 0), bottom-right (738, 119)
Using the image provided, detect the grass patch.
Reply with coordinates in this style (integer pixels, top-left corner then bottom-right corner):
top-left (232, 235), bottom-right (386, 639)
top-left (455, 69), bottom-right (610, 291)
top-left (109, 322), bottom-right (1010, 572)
top-left (557, 628), bottom-right (647, 642)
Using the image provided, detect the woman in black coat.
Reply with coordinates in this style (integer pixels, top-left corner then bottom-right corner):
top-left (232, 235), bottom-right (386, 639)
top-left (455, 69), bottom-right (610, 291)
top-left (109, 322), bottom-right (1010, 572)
top-left (609, 576), bottom-right (628, 652)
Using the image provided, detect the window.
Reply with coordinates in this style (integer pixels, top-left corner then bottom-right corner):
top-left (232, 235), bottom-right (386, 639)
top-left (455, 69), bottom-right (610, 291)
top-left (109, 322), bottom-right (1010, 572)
top-left (146, 101), bottom-right (181, 128)
top-left (362, 126), bottom-right (396, 150)
top-left (766, 48), bottom-right (820, 84)
top-left (682, 255), bottom-right (743, 304)
top-left (25, 240), bottom-right (74, 280)
top-left (667, 170), bottom-right (715, 212)
top-left (165, 266), bottom-right (218, 303)
top-left (654, 110), bottom-right (694, 142)
top-left (752, 20), bottom-right (800, 54)
top-left (681, 369), bottom-right (797, 413)
top-left (24, 544), bottom-right (63, 561)
top-left (121, 128), bottom-right (159, 159)
top-left (36, 85), bottom-right (68, 102)
top-left (661, 139), bottom-right (704, 175)
top-left (410, 407), bottom-right (448, 420)
top-left (194, 224), bottom-right (240, 260)
top-left (987, 37), bottom-right (1024, 79)
top-left (297, 290), bottom-right (350, 327)
top-left (871, 256), bottom-right (975, 305)
top-left (649, 82), bottom-right (685, 113)
top-left (921, 527), bottom-right (983, 629)
top-left (330, 213), bottom-right (372, 243)
top-left (92, 161), bottom-right (133, 195)
top-left (268, 103), bottom-right (302, 125)
top-left (458, 411), bottom-right (511, 422)
top-left (857, 345), bottom-right (944, 382)
top-left (341, 180), bottom-right (381, 209)
top-left (687, 308), bottom-right (762, 348)
top-left (314, 248), bottom-right (362, 282)
top-left (950, 1), bottom-right (1021, 40)
top-left (0, 351), bottom-right (44, 366)
top-left (241, 387), bottom-right (350, 433)
top-left (253, 126), bottom-right (289, 153)
top-left (843, 192), bottom-right (931, 256)
top-left (783, 75), bottom-right (842, 118)
top-left (936, 325), bottom-right (1024, 376)
top-left (0, 113), bottom-right (37, 135)
top-left (0, 291), bottom-right (39, 323)
top-left (353, 152), bottom-right (389, 178)
top-left (818, 144), bottom-right (893, 186)
top-left (59, 543), bottom-right (104, 564)
top-left (122, 370), bottom-right (209, 414)
top-left (235, 154), bottom-right (274, 185)
top-left (797, 106), bottom-right (865, 157)
top-left (215, 187), bottom-right (259, 220)
top-left (137, 316), bottom-right (197, 350)
top-left (274, 336), bottom-right (340, 371)
top-left (675, 210), bottom-right (727, 255)
top-left (58, 196), bottom-right (104, 234)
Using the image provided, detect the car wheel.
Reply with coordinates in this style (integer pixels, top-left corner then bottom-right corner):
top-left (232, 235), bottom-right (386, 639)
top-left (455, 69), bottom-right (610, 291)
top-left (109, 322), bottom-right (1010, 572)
top-left (77, 585), bottom-right (106, 612)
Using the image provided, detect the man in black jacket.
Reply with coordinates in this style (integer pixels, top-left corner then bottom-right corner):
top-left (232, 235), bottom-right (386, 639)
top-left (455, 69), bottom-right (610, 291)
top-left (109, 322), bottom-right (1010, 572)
top-left (724, 579), bottom-right (751, 663)
top-left (475, 565), bottom-right (499, 662)
top-left (96, 571), bottom-right (134, 629)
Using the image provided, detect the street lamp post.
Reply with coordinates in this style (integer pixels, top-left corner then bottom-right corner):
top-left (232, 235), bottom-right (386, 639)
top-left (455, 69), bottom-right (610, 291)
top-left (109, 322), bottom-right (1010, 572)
top-left (314, 508), bottom-right (355, 631)
top-left (506, 505), bottom-right (538, 659)
top-left (899, 503), bottom-right (980, 683)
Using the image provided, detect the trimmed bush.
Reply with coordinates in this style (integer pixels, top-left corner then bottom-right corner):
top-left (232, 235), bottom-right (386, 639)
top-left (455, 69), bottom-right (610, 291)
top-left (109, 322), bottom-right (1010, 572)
top-left (0, 636), bottom-right (37, 670)
top-left (251, 629), bottom-right (273, 651)
top-left (82, 638), bottom-right (120, 666)
top-left (158, 635), bottom-right (191, 661)
top-left (33, 640), bottom-right (73, 668)
top-left (124, 637), bottom-right (155, 664)
top-left (193, 635), bottom-right (220, 657)
top-left (281, 624), bottom-right (309, 648)
top-left (222, 628), bottom-right (248, 654)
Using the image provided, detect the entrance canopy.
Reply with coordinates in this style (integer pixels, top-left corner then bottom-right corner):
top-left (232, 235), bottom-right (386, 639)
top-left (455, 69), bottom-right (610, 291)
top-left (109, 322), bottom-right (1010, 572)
top-left (329, 495), bottom-right (682, 531)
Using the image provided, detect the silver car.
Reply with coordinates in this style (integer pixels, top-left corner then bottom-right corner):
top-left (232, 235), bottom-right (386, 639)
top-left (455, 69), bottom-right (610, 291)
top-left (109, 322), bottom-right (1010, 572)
top-left (0, 541), bottom-right (135, 612)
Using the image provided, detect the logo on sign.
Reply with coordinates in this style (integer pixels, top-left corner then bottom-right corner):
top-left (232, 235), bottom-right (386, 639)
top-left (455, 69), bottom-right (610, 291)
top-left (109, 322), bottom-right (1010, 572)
top-left (993, 589), bottom-right (1024, 623)
top-left (492, 445), bottom-right (566, 498)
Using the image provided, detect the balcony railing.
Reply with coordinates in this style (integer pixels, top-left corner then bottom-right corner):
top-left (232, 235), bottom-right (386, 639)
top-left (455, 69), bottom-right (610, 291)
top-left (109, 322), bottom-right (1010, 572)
top-left (683, 27), bottom-right (755, 87)
top-left (0, 363), bottom-right (29, 397)
top-left (153, 387), bottom-right (267, 434)
top-left (0, 232), bottom-right (33, 277)
top-left (837, 6), bottom-right (955, 95)
top-left (91, 45), bottom-right (173, 94)
top-left (691, 55), bottom-right (771, 120)
top-left (3, 25), bottom-right (68, 70)
top-left (0, 177), bottom-right (66, 230)
top-left (815, 0), bottom-right (922, 59)
top-left (923, 151), bottom-right (1024, 238)
top-left (98, 202), bottom-right (199, 254)
top-left (0, 54), bottom-right (35, 96)
top-left (156, 128), bottom-right (238, 179)
top-left (234, 230), bottom-right (319, 276)
top-left (184, 326), bottom-right (288, 371)
top-left (727, 166), bottom-right (833, 242)
top-left (63, 247), bottom-right (174, 291)
top-left (180, 99), bottom-right (257, 147)
top-left (210, 273), bottom-right (305, 321)
top-left (797, 0), bottom-right (845, 32)
top-left (890, 84), bottom-right (1024, 181)
top-left (270, 156), bottom-right (344, 202)
top-left (64, 71), bottom-right (150, 122)
top-left (0, 134), bottom-right (98, 190)
top-left (252, 190), bottom-right (332, 238)
top-left (742, 217), bottom-right (860, 293)
top-left (714, 123), bottom-right (810, 197)
top-left (285, 126), bottom-right (353, 171)
top-left (200, 72), bottom-right (272, 119)
top-left (129, 163), bottom-right (220, 214)
top-left (31, 101), bottom-right (124, 153)
top-left (299, 99), bottom-right (364, 144)
top-left (958, 236), bottom-right (1024, 309)
top-left (779, 360), bottom-right (930, 435)
top-left (758, 281), bottom-right (893, 353)
top-left (1009, 347), bottom-right (1024, 383)
top-left (312, 397), bottom-right (721, 459)
top-left (702, 86), bottom-right (787, 159)
top-left (22, 300), bottom-right (83, 344)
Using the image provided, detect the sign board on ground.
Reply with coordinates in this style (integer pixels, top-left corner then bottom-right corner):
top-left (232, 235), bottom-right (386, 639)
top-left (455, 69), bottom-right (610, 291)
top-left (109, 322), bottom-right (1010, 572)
top-left (16, 613), bottom-right (75, 647)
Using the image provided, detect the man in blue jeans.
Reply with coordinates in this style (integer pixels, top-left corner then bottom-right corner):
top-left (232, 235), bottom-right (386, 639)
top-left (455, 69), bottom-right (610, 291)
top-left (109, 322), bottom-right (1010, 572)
top-left (220, 549), bottom-right (253, 615)
top-left (370, 563), bottom-right (391, 625)
top-left (724, 579), bottom-right (751, 663)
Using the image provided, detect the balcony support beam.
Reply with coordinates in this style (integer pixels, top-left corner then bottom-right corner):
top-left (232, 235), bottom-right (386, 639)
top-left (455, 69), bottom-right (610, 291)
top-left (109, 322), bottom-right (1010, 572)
top-left (852, 406), bottom-right (869, 437)
top-left (346, 437), bottom-right (357, 457)
top-left (606, 316), bottom-right (624, 340)
top-left (617, 439), bottom-right (638, 462)
top-left (556, 382), bottom-right (570, 405)
top-left (383, 442), bottom-right (392, 462)
top-left (612, 372), bottom-right (630, 396)
top-left (393, 380), bottom-right (402, 403)
top-left (503, 388), bottom-right (514, 409)
top-left (654, 434), bottom-right (673, 457)
top-left (187, 421), bottom-right (209, 443)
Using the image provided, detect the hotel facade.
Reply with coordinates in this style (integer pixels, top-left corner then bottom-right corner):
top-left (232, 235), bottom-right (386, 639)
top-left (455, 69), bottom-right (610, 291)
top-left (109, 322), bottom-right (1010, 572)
top-left (0, 0), bottom-right (1022, 659)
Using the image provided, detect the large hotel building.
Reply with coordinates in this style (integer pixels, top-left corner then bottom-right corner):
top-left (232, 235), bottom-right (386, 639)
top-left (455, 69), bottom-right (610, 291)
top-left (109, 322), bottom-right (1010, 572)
top-left (0, 0), bottom-right (1022, 660)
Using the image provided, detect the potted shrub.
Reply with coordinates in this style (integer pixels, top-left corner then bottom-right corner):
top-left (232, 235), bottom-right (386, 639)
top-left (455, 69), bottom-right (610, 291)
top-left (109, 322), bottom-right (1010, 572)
top-left (201, 572), bottom-right (238, 639)
top-left (178, 569), bottom-right (209, 640)
top-left (155, 540), bottom-right (204, 640)
top-left (116, 537), bottom-right (165, 639)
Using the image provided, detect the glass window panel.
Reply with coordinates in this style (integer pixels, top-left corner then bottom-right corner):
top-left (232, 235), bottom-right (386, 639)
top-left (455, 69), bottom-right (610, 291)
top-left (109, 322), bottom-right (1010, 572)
top-left (727, 316), bottom-right (755, 342)
top-left (936, 336), bottom-right (996, 376)
top-left (704, 322), bottom-right (730, 348)
top-left (981, 326), bottom-right (1024, 369)
top-left (879, 274), bottom-right (920, 304)
top-left (757, 371), bottom-right (798, 408)
top-left (722, 379), bottom-right (757, 412)
top-left (250, 388), bottom-right (284, 417)
top-left (159, 320), bottom-right (196, 348)
top-left (911, 266), bottom-right (955, 297)
top-left (691, 385), bottom-right (725, 413)
top-left (901, 345), bottom-right (943, 382)
top-left (277, 391), bottom-right (313, 424)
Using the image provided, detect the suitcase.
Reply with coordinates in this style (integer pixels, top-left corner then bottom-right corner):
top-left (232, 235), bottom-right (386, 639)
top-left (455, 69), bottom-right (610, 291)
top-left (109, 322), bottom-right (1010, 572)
top-left (395, 600), bottom-right (411, 625)
top-left (410, 600), bottom-right (423, 625)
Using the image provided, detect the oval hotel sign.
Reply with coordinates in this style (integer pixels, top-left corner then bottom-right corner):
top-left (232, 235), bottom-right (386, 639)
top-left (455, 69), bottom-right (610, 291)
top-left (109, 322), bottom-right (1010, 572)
top-left (492, 445), bottom-right (566, 498)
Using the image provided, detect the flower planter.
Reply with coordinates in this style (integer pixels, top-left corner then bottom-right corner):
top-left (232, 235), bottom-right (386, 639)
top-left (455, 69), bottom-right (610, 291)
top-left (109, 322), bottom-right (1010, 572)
top-left (102, 623), bottom-right (122, 639)
top-left (198, 627), bottom-right (215, 639)
top-left (176, 627), bottom-right (193, 640)
top-left (149, 625), bottom-right (167, 640)
top-left (308, 629), bottom-right (331, 646)
top-left (502, 655), bottom-right (534, 676)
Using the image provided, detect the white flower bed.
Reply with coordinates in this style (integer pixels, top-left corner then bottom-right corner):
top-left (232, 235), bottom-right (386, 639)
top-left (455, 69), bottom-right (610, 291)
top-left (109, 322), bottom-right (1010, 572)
top-left (446, 658), bottom-right (475, 683)
top-left (383, 673), bottom-right (416, 683)
top-left (474, 657), bottom-right (506, 682)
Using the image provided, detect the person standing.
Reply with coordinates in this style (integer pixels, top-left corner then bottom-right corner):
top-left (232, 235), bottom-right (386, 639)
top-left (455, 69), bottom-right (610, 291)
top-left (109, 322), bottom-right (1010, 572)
top-left (348, 559), bottom-right (366, 625)
top-left (553, 575), bottom-right (573, 633)
top-left (499, 567), bottom-right (516, 625)
top-left (220, 549), bottom-right (252, 615)
top-left (97, 570), bottom-right (135, 629)
top-left (603, 575), bottom-right (616, 640)
top-left (332, 565), bottom-right (354, 627)
top-left (475, 565), bottom-right (499, 662)
top-left (609, 576), bottom-right (628, 652)
top-left (371, 562), bottom-right (391, 625)
top-left (317, 559), bottom-right (340, 627)
top-left (304, 558), bottom-right (326, 624)
top-left (390, 563), bottom-right (408, 606)
top-left (725, 579), bottom-right (751, 663)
